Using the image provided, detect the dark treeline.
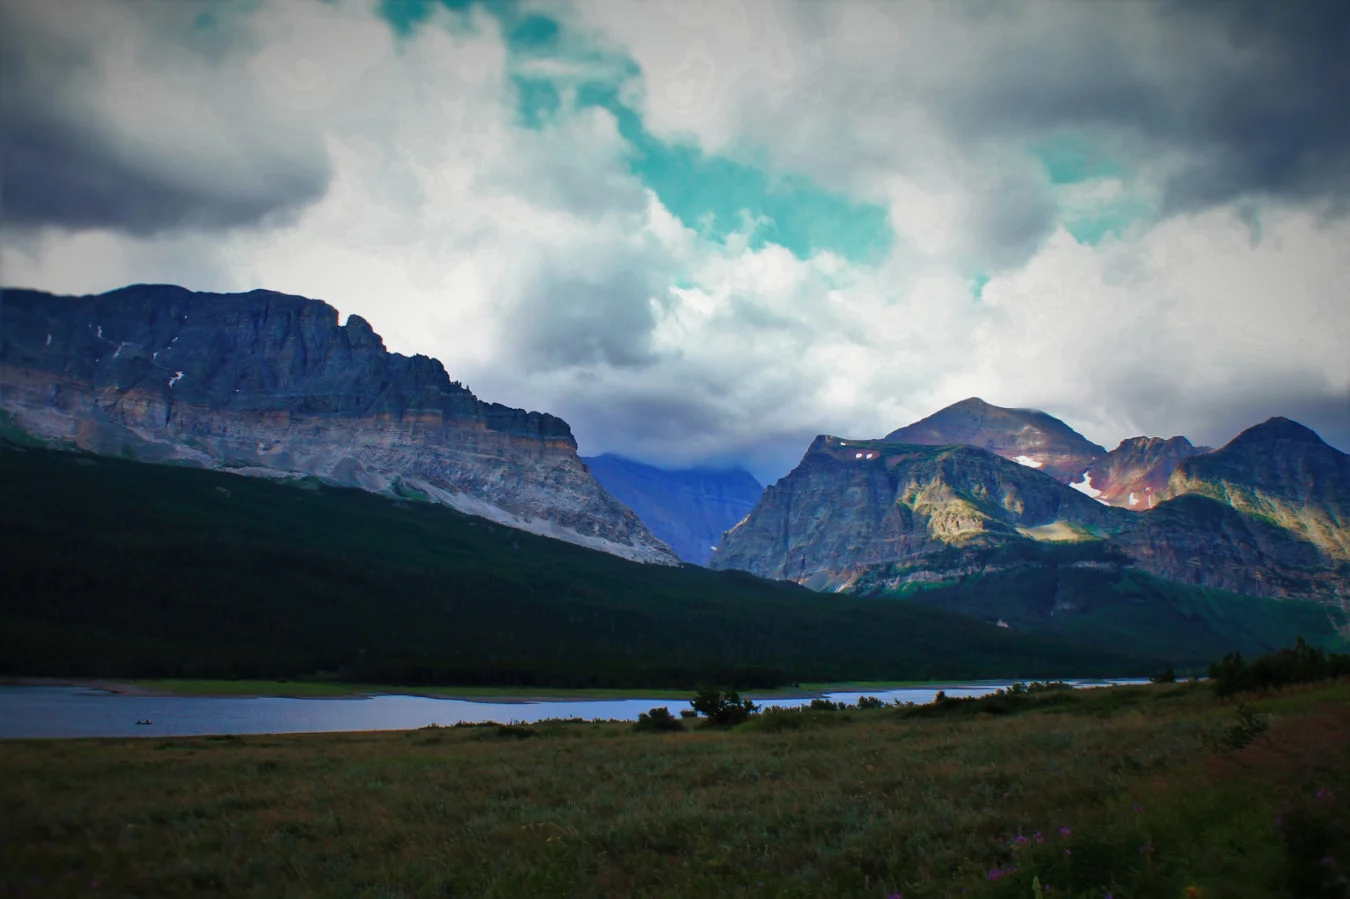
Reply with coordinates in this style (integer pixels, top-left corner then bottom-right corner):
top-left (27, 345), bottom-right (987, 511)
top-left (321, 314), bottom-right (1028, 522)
top-left (1208, 637), bottom-right (1350, 697)
top-left (0, 444), bottom-right (1155, 688)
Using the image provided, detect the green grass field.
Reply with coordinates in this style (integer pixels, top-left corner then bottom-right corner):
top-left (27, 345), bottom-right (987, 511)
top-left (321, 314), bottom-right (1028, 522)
top-left (4, 680), bottom-right (1347, 898)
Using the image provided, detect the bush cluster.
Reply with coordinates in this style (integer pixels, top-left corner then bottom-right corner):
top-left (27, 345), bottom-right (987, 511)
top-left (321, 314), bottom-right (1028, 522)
top-left (633, 707), bottom-right (684, 732)
top-left (690, 686), bottom-right (759, 725)
top-left (1209, 637), bottom-right (1350, 698)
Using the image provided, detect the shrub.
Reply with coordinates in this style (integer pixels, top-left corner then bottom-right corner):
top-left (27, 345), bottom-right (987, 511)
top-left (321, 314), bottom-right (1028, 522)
top-left (1207, 702), bottom-right (1269, 751)
top-left (1151, 666), bottom-right (1177, 683)
top-left (856, 695), bottom-right (884, 710)
top-left (495, 724), bottom-right (538, 740)
top-left (633, 707), bottom-right (684, 732)
top-left (690, 686), bottom-right (759, 725)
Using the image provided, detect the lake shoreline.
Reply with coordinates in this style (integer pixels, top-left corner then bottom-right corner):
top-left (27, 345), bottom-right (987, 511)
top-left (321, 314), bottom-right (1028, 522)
top-left (0, 675), bottom-right (1075, 703)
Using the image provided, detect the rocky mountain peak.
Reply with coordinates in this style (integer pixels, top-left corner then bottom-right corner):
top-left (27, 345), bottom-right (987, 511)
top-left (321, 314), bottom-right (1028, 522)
top-left (712, 433), bottom-right (1123, 590)
top-left (1158, 415), bottom-right (1350, 567)
top-left (885, 398), bottom-right (1106, 484)
top-left (1226, 416), bottom-right (1332, 452)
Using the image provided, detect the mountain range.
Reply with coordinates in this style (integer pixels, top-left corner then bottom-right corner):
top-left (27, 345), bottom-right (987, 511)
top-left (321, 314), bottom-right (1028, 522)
top-left (3, 284), bottom-right (1347, 673)
top-left (710, 402), bottom-right (1350, 647)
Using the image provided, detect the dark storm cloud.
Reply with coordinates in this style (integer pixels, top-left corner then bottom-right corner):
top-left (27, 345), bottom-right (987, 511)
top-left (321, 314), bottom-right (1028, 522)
top-left (1157, 0), bottom-right (1350, 213)
top-left (966, 169), bottom-right (1057, 271)
top-left (0, 1), bottom-right (331, 235)
top-left (949, 0), bottom-right (1350, 213)
top-left (1096, 365), bottom-right (1350, 455)
top-left (1197, 390), bottom-right (1350, 455)
top-left (510, 264), bottom-right (667, 371)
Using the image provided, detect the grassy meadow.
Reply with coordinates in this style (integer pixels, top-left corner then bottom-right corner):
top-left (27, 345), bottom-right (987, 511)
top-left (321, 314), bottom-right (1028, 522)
top-left (4, 680), bottom-right (1348, 898)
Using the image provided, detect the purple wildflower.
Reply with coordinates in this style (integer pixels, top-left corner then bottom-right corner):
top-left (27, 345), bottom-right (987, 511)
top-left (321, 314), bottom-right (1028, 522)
top-left (1317, 788), bottom-right (1332, 800)
top-left (1059, 826), bottom-right (1072, 837)
top-left (1033, 831), bottom-right (1044, 844)
top-left (1132, 803), bottom-right (1143, 813)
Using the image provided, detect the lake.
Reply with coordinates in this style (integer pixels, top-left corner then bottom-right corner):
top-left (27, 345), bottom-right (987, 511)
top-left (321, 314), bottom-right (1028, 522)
top-left (0, 680), bottom-right (1146, 739)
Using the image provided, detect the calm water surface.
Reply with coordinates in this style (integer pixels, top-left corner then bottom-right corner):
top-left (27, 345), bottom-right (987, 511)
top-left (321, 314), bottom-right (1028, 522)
top-left (0, 680), bottom-right (1146, 739)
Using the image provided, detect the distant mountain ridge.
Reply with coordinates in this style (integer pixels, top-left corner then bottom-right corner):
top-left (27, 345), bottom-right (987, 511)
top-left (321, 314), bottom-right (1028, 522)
top-left (0, 284), bottom-right (678, 564)
top-left (582, 454), bottom-right (763, 565)
top-left (712, 416), bottom-right (1350, 625)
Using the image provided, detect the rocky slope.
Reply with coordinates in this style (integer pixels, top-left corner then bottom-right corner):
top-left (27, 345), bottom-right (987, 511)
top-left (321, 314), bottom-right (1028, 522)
top-left (885, 397), bottom-right (1106, 484)
top-left (710, 435), bottom-right (1126, 591)
top-left (582, 454), bottom-right (763, 565)
top-left (1166, 418), bottom-right (1349, 559)
top-left (0, 284), bottom-right (678, 564)
top-left (712, 418), bottom-right (1350, 609)
top-left (1114, 418), bottom-right (1350, 603)
top-left (1082, 436), bottom-right (1212, 509)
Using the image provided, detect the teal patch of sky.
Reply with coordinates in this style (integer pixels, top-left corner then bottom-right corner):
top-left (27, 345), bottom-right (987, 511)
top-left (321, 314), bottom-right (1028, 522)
top-left (377, 1), bottom-right (892, 266)
top-left (1061, 197), bottom-right (1154, 245)
top-left (377, 0), bottom-right (513, 38)
top-left (972, 273), bottom-right (991, 301)
top-left (1030, 131), bottom-right (1125, 185)
top-left (1031, 130), bottom-right (1153, 245)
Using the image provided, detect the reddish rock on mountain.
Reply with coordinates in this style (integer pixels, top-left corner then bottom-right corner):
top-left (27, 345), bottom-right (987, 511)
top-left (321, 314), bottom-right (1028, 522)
top-left (884, 397), bottom-right (1106, 484)
top-left (1083, 436), bottom-right (1212, 510)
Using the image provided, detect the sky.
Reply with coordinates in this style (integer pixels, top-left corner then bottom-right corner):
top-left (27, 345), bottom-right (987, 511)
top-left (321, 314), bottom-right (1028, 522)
top-left (2, 0), bottom-right (1348, 483)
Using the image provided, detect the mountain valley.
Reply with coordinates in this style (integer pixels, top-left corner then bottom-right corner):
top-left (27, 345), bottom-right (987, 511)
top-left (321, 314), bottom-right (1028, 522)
top-left (582, 454), bottom-right (763, 565)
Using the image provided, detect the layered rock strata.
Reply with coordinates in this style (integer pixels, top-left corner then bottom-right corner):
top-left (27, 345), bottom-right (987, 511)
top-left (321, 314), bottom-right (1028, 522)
top-left (0, 284), bottom-right (678, 564)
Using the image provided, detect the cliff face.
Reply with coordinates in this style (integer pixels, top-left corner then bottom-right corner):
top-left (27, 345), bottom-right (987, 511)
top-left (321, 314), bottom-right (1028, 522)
top-left (710, 436), bottom-right (1125, 590)
top-left (885, 397), bottom-right (1106, 484)
top-left (0, 285), bottom-right (679, 564)
top-left (581, 454), bottom-right (763, 565)
top-left (1083, 436), bottom-right (1211, 509)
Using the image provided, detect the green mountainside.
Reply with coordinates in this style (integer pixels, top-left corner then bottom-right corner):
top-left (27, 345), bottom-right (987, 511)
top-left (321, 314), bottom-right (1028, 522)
top-left (0, 443), bottom-right (1153, 687)
top-left (850, 541), bottom-right (1346, 661)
